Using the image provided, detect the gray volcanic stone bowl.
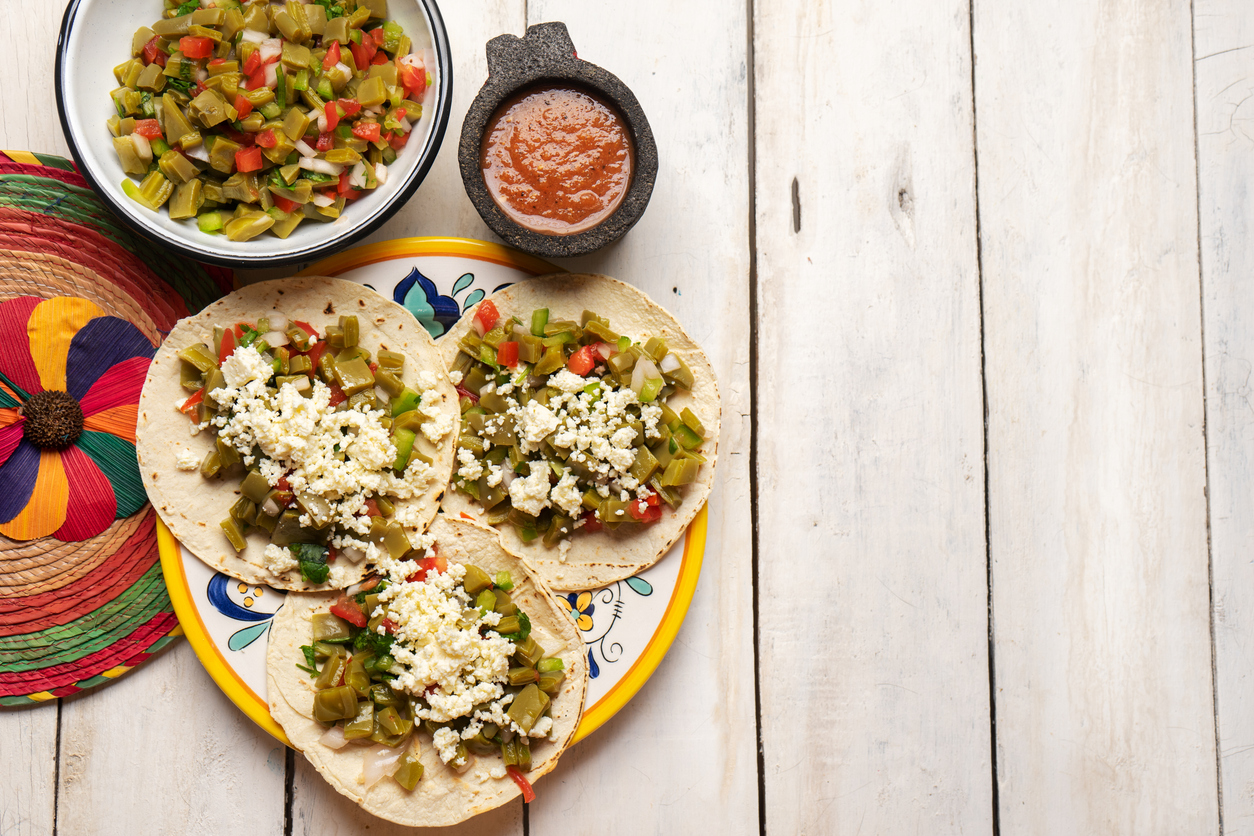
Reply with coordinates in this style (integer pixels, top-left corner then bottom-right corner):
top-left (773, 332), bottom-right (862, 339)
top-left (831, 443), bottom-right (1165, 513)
top-left (458, 22), bottom-right (658, 259)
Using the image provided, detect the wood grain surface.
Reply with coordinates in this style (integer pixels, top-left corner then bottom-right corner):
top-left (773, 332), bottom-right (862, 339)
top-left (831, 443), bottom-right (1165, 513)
top-left (4, 0), bottom-right (1254, 833)
top-left (976, 0), bottom-right (1218, 832)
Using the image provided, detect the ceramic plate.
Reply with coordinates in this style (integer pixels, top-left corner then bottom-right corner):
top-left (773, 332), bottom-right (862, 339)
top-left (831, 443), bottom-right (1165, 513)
top-left (157, 237), bottom-right (706, 743)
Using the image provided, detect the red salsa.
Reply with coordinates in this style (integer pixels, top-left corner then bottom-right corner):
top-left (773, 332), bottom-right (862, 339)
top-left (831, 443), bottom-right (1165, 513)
top-left (481, 86), bottom-right (633, 236)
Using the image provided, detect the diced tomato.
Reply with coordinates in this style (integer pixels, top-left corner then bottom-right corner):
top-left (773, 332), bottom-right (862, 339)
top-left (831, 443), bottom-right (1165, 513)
top-left (405, 555), bottom-right (447, 583)
top-left (645, 491), bottom-right (661, 506)
top-left (350, 40), bottom-right (377, 70)
top-left (398, 64), bottom-right (426, 98)
top-left (245, 67), bottom-right (267, 91)
top-left (235, 145), bottom-right (263, 173)
top-left (273, 195), bottom-right (300, 213)
top-left (326, 547), bottom-right (337, 563)
top-left (388, 131), bottom-right (408, 151)
top-left (338, 98), bottom-right (362, 116)
top-left (209, 58), bottom-right (226, 68)
top-left (581, 511), bottom-right (603, 533)
top-left (506, 767), bottom-right (536, 803)
top-left (628, 498), bottom-right (663, 523)
top-left (371, 51), bottom-right (389, 65)
top-left (132, 119), bottom-right (163, 139)
top-left (473, 299), bottom-right (499, 334)
top-left (276, 476), bottom-right (291, 492)
top-left (233, 94), bottom-right (253, 120)
top-left (304, 340), bottom-right (326, 373)
top-left (315, 131), bottom-right (334, 151)
top-left (568, 344), bottom-right (596, 375)
top-left (496, 341), bottom-right (519, 368)
top-left (351, 121), bottom-right (382, 142)
top-left (242, 50), bottom-right (262, 76)
top-left (455, 384), bottom-right (479, 402)
top-left (179, 36), bottom-right (214, 59)
top-left (142, 36), bottom-right (166, 67)
top-left (252, 128), bottom-right (276, 149)
top-left (328, 384), bottom-right (347, 407)
top-left (363, 499), bottom-right (382, 517)
top-left (217, 328), bottom-right (235, 364)
top-left (322, 40), bottom-right (341, 71)
top-left (460, 512), bottom-right (475, 521)
top-left (370, 28), bottom-right (386, 47)
top-left (293, 320), bottom-right (319, 338)
top-left (192, 81), bottom-right (208, 97)
top-left (380, 617), bottom-right (398, 634)
top-left (324, 101), bottom-right (340, 132)
top-left (341, 187), bottom-right (361, 201)
top-left (179, 388), bottom-right (204, 420)
top-left (221, 126), bottom-right (254, 146)
top-left (330, 594), bottom-right (368, 628)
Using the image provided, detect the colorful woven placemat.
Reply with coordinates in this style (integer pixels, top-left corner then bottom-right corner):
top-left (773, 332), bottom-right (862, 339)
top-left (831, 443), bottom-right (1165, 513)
top-left (0, 150), bottom-right (231, 705)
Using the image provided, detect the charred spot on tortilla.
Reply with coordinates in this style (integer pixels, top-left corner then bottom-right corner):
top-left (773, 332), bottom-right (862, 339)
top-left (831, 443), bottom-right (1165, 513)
top-left (324, 302), bottom-right (335, 314)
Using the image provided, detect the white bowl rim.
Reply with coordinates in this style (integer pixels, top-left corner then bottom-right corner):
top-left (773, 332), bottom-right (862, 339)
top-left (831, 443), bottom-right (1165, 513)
top-left (54, 0), bottom-right (453, 268)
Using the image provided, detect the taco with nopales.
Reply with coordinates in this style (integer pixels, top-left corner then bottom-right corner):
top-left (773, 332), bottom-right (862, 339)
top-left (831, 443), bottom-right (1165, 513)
top-left (136, 276), bottom-right (458, 590)
top-left (439, 273), bottom-right (720, 591)
top-left (267, 514), bottom-right (588, 826)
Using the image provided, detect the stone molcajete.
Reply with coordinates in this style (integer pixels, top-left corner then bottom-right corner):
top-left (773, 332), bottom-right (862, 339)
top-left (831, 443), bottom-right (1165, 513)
top-left (458, 22), bottom-right (658, 259)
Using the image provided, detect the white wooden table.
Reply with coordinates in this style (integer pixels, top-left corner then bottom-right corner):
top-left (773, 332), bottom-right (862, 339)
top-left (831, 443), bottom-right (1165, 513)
top-left (4, 0), bottom-right (1253, 833)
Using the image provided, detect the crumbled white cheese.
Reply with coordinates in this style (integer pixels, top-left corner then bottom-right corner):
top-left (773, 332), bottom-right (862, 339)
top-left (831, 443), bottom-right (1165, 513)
top-left (433, 727), bottom-right (465, 767)
top-left (220, 344), bottom-right (273, 388)
top-left (549, 471), bottom-right (583, 517)
top-left (529, 716), bottom-right (553, 739)
top-left (509, 466), bottom-right (552, 516)
top-left (517, 401), bottom-right (559, 450)
top-left (263, 544), bottom-right (298, 575)
top-left (175, 448), bottom-right (199, 471)
top-left (377, 562), bottom-right (515, 725)
top-left (457, 446), bottom-right (484, 482)
top-left (549, 369), bottom-right (587, 393)
top-left (448, 370), bottom-right (463, 386)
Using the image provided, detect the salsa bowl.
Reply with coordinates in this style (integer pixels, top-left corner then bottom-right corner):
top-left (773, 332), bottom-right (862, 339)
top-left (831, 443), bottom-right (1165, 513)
top-left (56, 0), bottom-right (453, 268)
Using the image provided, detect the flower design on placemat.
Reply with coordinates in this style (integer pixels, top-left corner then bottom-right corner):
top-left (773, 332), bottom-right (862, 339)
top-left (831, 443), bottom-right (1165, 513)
top-left (563, 577), bottom-right (654, 679)
top-left (0, 296), bottom-right (153, 541)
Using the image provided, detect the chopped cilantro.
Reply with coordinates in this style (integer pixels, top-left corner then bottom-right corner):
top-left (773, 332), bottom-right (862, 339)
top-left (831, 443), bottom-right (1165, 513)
top-left (175, 0), bottom-right (199, 15)
top-left (292, 543), bottom-right (329, 584)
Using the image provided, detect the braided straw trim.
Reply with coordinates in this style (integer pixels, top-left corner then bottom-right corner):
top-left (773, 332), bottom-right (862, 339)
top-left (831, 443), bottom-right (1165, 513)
top-left (0, 512), bottom-right (147, 597)
top-left (0, 252), bottom-right (160, 345)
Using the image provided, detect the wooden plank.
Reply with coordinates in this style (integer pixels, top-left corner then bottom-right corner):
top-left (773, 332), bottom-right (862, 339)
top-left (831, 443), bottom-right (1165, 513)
top-left (975, 1), bottom-right (1218, 832)
top-left (1194, 0), bottom-right (1254, 826)
top-left (0, 3), bottom-right (70, 159)
top-left (753, 2), bottom-right (990, 834)
top-left (57, 642), bottom-right (286, 835)
top-left (516, 1), bottom-right (758, 833)
top-left (0, 703), bottom-right (58, 836)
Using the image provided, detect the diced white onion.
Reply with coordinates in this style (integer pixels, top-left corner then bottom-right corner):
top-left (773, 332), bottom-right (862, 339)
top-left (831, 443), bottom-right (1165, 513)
top-left (596, 342), bottom-right (616, 360)
top-left (261, 497), bottom-right (280, 517)
top-left (513, 324), bottom-right (531, 338)
top-left (267, 312), bottom-right (289, 331)
top-left (300, 157), bottom-right (345, 176)
top-left (310, 192), bottom-right (336, 207)
top-left (195, 67), bottom-right (209, 83)
top-left (319, 725), bottom-right (349, 750)
top-left (341, 546), bottom-right (366, 564)
top-left (264, 62), bottom-right (278, 89)
top-left (294, 139), bottom-right (316, 158)
top-left (398, 54), bottom-right (424, 71)
top-left (182, 143), bottom-right (210, 163)
top-left (374, 386), bottom-right (390, 402)
top-left (630, 357), bottom-right (661, 396)
top-left (259, 38), bottom-right (283, 61)
top-left (348, 162), bottom-right (366, 189)
top-left (397, 115), bottom-right (412, 133)
top-left (131, 133), bottom-right (152, 163)
top-left (240, 29), bottom-right (268, 44)
top-left (660, 352), bottom-right (681, 373)
top-left (501, 467), bottom-right (516, 488)
top-left (362, 744), bottom-right (406, 788)
top-left (363, 107), bottom-right (382, 117)
top-left (374, 163), bottom-right (388, 185)
top-left (263, 329), bottom-right (289, 347)
top-left (334, 62), bottom-right (351, 79)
